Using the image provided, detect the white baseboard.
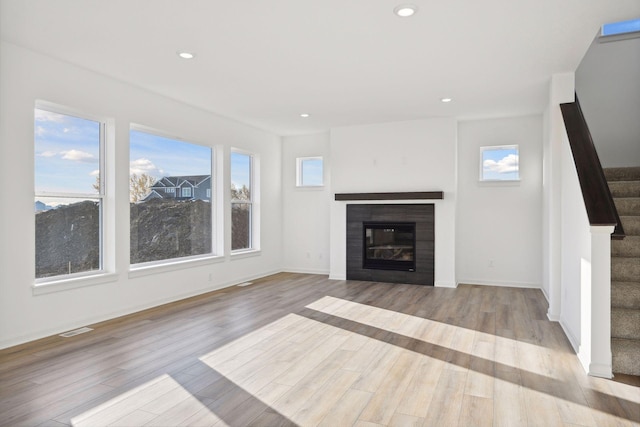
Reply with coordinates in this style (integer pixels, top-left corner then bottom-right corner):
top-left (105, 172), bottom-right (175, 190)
top-left (435, 281), bottom-right (457, 288)
top-left (456, 278), bottom-right (541, 289)
top-left (559, 318), bottom-right (580, 354)
top-left (589, 362), bottom-right (613, 379)
top-left (0, 268), bottom-right (283, 351)
top-left (329, 273), bottom-right (346, 281)
top-left (547, 312), bottom-right (561, 322)
top-left (282, 267), bottom-right (330, 276)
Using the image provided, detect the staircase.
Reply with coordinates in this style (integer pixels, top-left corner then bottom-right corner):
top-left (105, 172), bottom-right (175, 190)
top-left (605, 166), bottom-right (640, 376)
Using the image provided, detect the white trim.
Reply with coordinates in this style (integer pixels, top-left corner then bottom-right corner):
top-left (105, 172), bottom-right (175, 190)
top-left (456, 278), bottom-right (541, 289)
top-left (230, 249), bottom-right (261, 260)
top-left (129, 254), bottom-right (224, 278)
top-left (560, 318), bottom-right (580, 353)
top-left (435, 281), bottom-right (458, 288)
top-left (4, 268), bottom-right (281, 351)
top-left (33, 272), bottom-right (119, 296)
top-left (283, 268), bottom-right (330, 275)
top-left (588, 363), bottom-right (613, 379)
top-left (329, 273), bottom-right (347, 281)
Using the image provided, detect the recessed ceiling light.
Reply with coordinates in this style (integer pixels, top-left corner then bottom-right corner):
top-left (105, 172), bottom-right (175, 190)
top-left (394, 4), bottom-right (418, 17)
top-left (177, 51), bottom-right (195, 59)
top-left (300, 113), bottom-right (310, 118)
top-left (441, 98), bottom-right (453, 103)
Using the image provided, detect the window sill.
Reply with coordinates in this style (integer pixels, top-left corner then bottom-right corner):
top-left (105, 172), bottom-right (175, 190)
top-left (33, 272), bottom-right (119, 296)
top-left (478, 179), bottom-right (521, 186)
top-left (295, 185), bottom-right (325, 191)
top-left (129, 255), bottom-right (224, 279)
top-left (230, 249), bottom-right (261, 260)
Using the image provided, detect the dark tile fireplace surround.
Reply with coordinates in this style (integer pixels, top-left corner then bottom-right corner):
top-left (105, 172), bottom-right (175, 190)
top-left (346, 203), bottom-right (435, 285)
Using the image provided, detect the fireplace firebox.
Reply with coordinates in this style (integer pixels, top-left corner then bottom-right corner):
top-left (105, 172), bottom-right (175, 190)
top-left (363, 222), bottom-right (416, 271)
top-left (346, 204), bottom-right (434, 285)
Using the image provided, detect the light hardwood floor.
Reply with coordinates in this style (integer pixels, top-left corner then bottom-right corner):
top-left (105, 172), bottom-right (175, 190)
top-left (0, 273), bottom-right (638, 427)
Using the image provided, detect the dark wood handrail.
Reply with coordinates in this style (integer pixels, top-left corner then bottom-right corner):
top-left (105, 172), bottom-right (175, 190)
top-left (560, 95), bottom-right (625, 238)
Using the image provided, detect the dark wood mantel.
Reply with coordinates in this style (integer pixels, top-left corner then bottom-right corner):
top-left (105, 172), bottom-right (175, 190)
top-left (334, 191), bottom-right (444, 201)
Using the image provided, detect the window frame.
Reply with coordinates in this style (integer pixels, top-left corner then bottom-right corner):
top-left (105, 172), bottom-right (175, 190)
top-left (479, 144), bottom-right (520, 182)
top-left (296, 156), bottom-right (324, 187)
top-left (230, 149), bottom-right (258, 253)
top-left (128, 124), bottom-right (216, 269)
top-left (34, 101), bottom-right (107, 285)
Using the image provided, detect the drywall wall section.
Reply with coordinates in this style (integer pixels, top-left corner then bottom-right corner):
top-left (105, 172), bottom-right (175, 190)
top-left (456, 116), bottom-right (543, 288)
top-left (281, 133), bottom-right (331, 274)
top-left (575, 36), bottom-right (640, 167)
top-left (0, 42), bottom-right (283, 348)
top-left (559, 135), bottom-right (592, 352)
top-left (329, 119), bottom-right (457, 287)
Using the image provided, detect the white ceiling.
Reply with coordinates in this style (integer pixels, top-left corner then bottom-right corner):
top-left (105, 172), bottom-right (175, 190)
top-left (1, 0), bottom-right (639, 135)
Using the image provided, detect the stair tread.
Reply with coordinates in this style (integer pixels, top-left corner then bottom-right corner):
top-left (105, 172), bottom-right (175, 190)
top-left (607, 167), bottom-right (640, 375)
top-left (608, 181), bottom-right (640, 198)
top-left (604, 166), bottom-right (640, 182)
top-left (611, 338), bottom-right (640, 376)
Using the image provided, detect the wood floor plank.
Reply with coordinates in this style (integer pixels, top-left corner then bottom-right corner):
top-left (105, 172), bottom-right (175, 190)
top-left (1, 273), bottom-right (638, 427)
top-left (421, 370), bottom-right (467, 427)
top-left (395, 356), bottom-right (445, 418)
top-left (358, 349), bottom-right (421, 425)
top-left (458, 395), bottom-right (493, 427)
top-left (317, 388), bottom-right (372, 427)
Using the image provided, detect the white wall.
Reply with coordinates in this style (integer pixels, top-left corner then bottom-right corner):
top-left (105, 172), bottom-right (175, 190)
top-left (329, 119), bottom-right (458, 287)
top-left (559, 136), bottom-right (592, 350)
top-left (576, 36), bottom-right (640, 168)
top-left (281, 133), bottom-right (331, 274)
top-left (0, 42), bottom-right (283, 349)
top-left (456, 116), bottom-right (543, 288)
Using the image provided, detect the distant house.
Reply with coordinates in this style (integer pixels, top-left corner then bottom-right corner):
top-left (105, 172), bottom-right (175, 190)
top-left (143, 175), bottom-right (211, 202)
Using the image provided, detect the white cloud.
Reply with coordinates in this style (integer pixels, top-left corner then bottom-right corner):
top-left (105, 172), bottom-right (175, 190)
top-left (130, 158), bottom-right (163, 177)
top-left (483, 154), bottom-right (519, 174)
top-left (61, 149), bottom-right (96, 162)
top-left (89, 169), bottom-right (100, 177)
top-left (38, 150), bottom-right (57, 157)
top-left (34, 109), bottom-right (66, 123)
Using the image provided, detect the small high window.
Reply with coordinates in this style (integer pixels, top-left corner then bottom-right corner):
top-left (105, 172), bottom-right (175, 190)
top-left (296, 157), bottom-right (323, 187)
top-left (601, 18), bottom-right (640, 37)
top-left (479, 145), bottom-right (519, 181)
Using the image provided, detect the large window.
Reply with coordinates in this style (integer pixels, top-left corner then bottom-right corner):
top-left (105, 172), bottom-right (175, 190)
top-left (34, 105), bottom-right (104, 280)
top-left (130, 128), bottom-right (213, 265)
top-left (231, 151), bottom-right (253, 251)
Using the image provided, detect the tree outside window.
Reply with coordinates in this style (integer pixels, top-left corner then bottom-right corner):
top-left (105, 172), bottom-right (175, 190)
top-left (231, 151), bottom-right (252, 251)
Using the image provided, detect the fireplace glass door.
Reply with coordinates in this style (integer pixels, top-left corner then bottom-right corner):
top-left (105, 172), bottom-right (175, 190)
top-left (363, 222), bottom-right (416, 271)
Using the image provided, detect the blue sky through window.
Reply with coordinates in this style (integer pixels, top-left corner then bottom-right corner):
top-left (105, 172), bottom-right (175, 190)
top-left (35, 108), bottom-right (100, 194)
top-left (602, 18), bottom-right (640, 36)
top-left (231, 152), bottom-right (251, 190)
top-left (129, 130), bottom-right (211, 180)
top-left (481, 146), bottom-right (519, 181)
top-left (300, 158), bottom-right (323, 186)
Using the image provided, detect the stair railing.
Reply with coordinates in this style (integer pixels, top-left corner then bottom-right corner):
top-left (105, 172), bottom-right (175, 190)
top-left (560, 95), bottom-right (625, 239)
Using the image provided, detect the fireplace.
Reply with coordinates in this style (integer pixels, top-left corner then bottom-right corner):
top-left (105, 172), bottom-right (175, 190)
top-left (346, 204), bottom-right (434, 285)
top-left (363, 222), bottom-right (416, 271)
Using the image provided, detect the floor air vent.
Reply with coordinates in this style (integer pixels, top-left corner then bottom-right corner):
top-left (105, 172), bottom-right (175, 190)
top-left (59, 327), bottom-right (93, 338)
